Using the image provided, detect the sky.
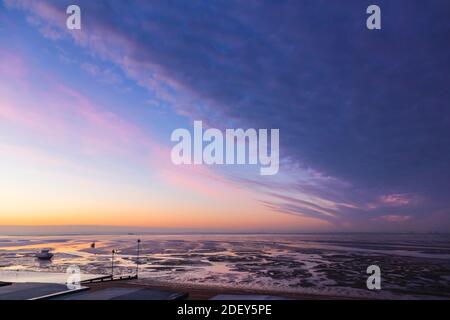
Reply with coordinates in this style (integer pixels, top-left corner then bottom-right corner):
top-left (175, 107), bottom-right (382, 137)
top-left (0, 0), bottom-right (450, 233)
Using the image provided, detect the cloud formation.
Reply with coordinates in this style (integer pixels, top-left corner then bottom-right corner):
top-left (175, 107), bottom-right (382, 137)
top-left (4, 0), bottom-right (450, 230)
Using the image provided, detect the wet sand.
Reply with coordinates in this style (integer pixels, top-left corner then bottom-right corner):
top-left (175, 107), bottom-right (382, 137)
top-left (2, 234), bottom-right (450, 299)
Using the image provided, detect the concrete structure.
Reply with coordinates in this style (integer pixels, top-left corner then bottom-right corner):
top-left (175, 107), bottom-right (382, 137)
top-left (0, 283), bottom-right (85, 300)
top-left (48, 287), bottom-right (188, 300)
top-left (210, 294), bottom-right (292, 300)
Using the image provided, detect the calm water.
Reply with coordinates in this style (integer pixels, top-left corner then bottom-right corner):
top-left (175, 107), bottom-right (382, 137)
top-left (1, 233), bottom-right (449, 299)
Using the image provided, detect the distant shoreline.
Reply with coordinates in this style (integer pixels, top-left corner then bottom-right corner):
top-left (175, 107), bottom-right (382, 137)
top-left (1, 231), bottom-right (449, 237)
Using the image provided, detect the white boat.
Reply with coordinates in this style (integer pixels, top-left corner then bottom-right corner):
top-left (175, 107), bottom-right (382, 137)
top-left (36, 249), bottom-right (53, 260)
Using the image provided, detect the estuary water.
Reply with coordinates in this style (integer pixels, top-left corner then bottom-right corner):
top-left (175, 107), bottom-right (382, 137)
top-left (0, 233), bottom-right (449, 299)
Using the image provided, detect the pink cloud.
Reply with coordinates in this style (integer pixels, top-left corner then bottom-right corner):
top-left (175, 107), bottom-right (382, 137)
top-left (380, 193), bottom-right (418, 207)
top-left (146, 142), bottom-right (246, 199)
top-left (1, 78), bottom-right (238, 199)
top-left (380, 215), bottom-right (412, 223)
top-left (80, 63), bottom-right (122, 84)
top-left (0, 51), bottom-right (27, 79)
top-left (0, 78), bottom-right (154, 157)
top-left (367, 193), bottom-right (420, 210)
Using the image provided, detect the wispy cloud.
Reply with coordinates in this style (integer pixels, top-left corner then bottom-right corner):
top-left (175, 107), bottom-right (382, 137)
top-left (379, 215), bottom-right (412, 223)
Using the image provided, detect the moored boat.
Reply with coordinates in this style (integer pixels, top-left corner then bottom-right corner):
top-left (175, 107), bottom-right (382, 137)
top-left (36, 249), bottom-right (53, 260)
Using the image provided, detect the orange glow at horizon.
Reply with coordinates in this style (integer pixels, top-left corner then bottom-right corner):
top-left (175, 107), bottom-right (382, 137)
top-left (0, 205), bottom-right (333, 231)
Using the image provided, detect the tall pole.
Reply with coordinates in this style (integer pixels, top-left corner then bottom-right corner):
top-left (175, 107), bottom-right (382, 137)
top-left (136, 239), bottom-right (141, 278)
top-left (111, 249), bottom-right (116, 277)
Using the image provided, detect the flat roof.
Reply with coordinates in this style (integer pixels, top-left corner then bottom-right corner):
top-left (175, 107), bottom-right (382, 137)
top-left (0, 282), bottom-right (86, 300)
top-left (49, 287), bottom-right (188, 300)
top-left (210, 294), bottom-right (293, 300)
